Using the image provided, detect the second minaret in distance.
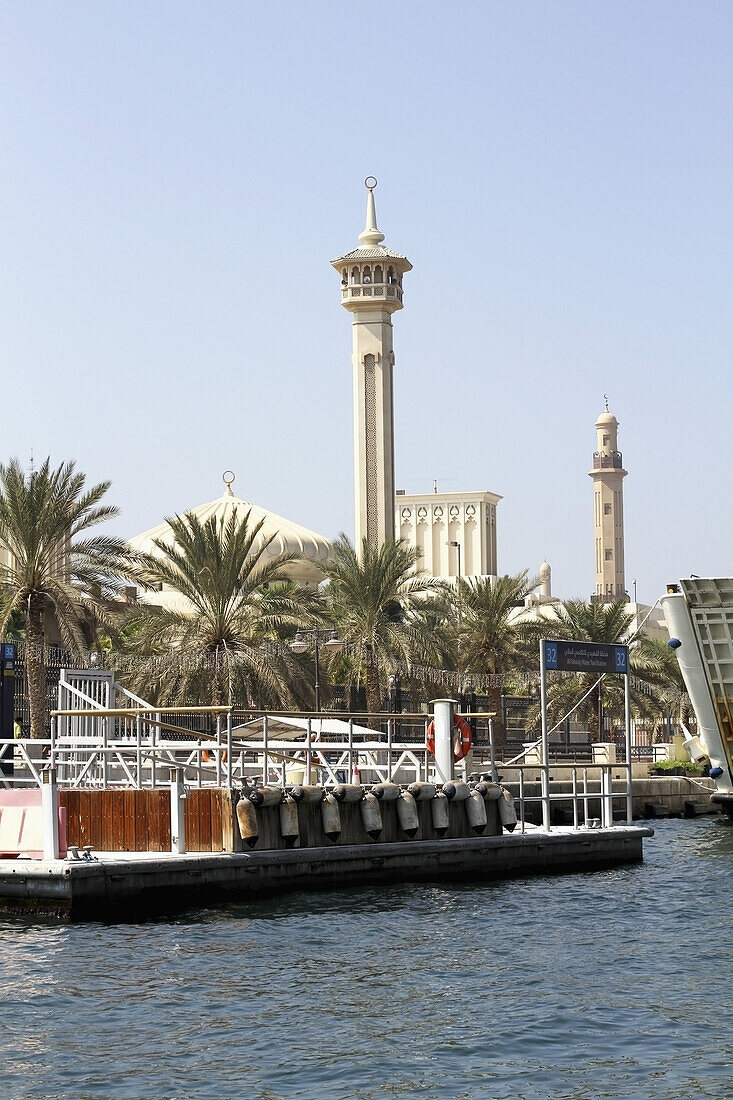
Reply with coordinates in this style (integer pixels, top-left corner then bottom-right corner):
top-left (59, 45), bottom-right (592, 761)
top-left (590, 400), bottom-right (628, 602)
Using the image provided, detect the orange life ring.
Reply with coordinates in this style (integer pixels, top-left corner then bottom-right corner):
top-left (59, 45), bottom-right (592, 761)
top-left (426, 715), bottom-right (472, 762)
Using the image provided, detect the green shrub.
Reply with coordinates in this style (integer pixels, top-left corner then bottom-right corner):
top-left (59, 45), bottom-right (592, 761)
top-left (651, 759), bottom-right (704, 775)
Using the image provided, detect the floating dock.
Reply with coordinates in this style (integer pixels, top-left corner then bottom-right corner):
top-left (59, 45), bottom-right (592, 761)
top-left (0, 701), bottom-right (658, 920)
top-left (0, 826), bottom-right (652, 921)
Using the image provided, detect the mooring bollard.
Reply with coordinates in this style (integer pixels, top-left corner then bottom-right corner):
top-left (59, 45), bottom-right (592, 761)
top-left (42, 768), bottom-right (60, 860)
top-left (170, 769), bottom-right (186, 854)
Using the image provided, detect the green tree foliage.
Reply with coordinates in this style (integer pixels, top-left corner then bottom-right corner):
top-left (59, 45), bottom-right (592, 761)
top-left (118, 508), bottom-right (315, 710)
top-left (321, 536), bottom-right (443, 713)
top-left (537, 599), bottom-right (663, 739)
top-left (0, 451), bottom-right (687, 744)
top-left (0, 458), bottom-right (132, 737)
top-left (630, 635), bottom-right (694, 734)
top-left (454, 572), bottom-right (540, 746)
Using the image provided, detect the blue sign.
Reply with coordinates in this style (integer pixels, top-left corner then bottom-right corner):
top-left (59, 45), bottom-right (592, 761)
top-left (543, 640), bottom-right (628, 675)
top-left (1, 643), bottom-right (15, 661)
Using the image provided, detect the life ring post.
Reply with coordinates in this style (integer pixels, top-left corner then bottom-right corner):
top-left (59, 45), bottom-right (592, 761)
top-left (430, 699), bottom-right (458, 783)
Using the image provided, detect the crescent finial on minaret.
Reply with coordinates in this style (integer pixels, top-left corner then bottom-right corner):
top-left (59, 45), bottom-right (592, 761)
top-left (359, 176), bottom-right (385, 247)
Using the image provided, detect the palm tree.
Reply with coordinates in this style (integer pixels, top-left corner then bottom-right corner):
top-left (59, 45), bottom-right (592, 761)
top-left (407, 589), bottom-right (460, 675)
top-left (0, 458), bottom-right (132, 738)
top-left (540, 599), bottom-right (662, 740)
top-left (630, 635), bottom-right (694, 738)
top-left (0, 592), bottom-right (25, 642)
top-left (118, 508), bottom-right (314, 710)
top-left (454, 571), bottom-right (540, 747)
top-left (321, 536), bottom-right (443, 714)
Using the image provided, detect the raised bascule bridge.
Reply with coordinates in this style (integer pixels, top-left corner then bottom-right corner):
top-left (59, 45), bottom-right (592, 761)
top-left (662, 577), bottom-right (733, 818)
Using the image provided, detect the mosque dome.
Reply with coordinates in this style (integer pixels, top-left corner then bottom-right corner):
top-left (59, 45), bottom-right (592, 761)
top-left (128, 473), bottom-right (331, 611)
top-left (595, 410), bottom-right (617, 427)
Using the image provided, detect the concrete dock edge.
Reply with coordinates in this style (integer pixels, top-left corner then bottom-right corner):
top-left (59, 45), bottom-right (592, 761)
top-left (0, 825), bottom-right (654, 921)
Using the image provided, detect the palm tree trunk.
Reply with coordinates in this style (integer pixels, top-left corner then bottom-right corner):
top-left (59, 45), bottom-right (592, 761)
top-left (25, 595), bottom-right (47, 740)
top-left (211, 660), bottom-right (224, 707)
top-left (364, 651), bottom-right (381, 717)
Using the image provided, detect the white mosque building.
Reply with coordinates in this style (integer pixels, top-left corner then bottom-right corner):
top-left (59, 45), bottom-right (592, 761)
top-left (332, 178), bottom-right (505, 584)
top-left (125, 181), bottom-right (658, 620)
top-left (127, 472), bottom-right (332, 612)
top-left (128, 179), bottom-right (509, 600)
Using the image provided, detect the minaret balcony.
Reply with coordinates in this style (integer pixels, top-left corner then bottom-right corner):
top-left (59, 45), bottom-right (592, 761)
top-left (591, 590), bottom-right (629, 604)
top-left (341, 282), bottom-right (403, 305)
top-left (592, 451), bottom-right (623, 470)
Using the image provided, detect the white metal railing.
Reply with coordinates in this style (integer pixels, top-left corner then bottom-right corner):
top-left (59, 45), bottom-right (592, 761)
top-left (0, 734), bottom-right (427, 790)
top-left (228, 721), bottom-right (428, 788)
top-left (0, 707), bottom-right (637, 830)
top-left (56, 668), bottom-right (162, 741)
top-left (510, 763), bottom-right (631, 830)
top-left (2, 709), bottom-right (435, 791)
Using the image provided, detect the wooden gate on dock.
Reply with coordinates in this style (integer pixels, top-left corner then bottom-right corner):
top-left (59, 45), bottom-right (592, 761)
top-left (59, 789), bottom-right (233, 853)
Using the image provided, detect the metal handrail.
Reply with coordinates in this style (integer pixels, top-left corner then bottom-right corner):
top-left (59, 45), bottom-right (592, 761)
top-left (52, 705), bottom-right (233, 717)
top-left (3, 704), bottom-right (635, 831)
top-left (2, 737), bottom-right (634, 831)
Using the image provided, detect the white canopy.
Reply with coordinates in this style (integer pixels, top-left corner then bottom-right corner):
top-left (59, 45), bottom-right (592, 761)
top-left (236, 716), bottom-right (380, 740)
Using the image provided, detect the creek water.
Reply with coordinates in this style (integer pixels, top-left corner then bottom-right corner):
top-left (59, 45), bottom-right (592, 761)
top-left (0, 817), bottom-right (731, 1099)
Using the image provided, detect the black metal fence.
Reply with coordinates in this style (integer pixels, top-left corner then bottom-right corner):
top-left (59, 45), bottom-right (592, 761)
top-left (12, 646), bottom-right (215, 738)
top-left (10, 645), bottom-right (678, 754)
top-left (11, 644), bottom-right (88, 735)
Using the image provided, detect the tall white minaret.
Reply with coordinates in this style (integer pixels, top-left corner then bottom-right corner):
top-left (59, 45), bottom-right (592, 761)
top-left (331, 179), bottom-right (412, 548)
top-left (589, 400), bottom-right (628, 601)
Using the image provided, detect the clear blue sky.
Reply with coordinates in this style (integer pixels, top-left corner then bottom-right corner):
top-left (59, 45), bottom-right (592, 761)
top-left (2, 0), bottom-right (732, 605)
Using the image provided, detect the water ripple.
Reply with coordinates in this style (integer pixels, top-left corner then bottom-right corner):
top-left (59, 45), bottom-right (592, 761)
top-left (1, 819), bottom-right (732, 1098)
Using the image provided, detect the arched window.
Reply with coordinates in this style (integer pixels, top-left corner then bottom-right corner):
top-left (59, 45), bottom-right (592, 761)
top-left (363, 265), bottom-right (372, 284)
top-left (351, 267), bottom-right (360, 284)
top-left (387, 266), bottom-right (394, 284)
top-left (374, 265), bottom-right (383, 284)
